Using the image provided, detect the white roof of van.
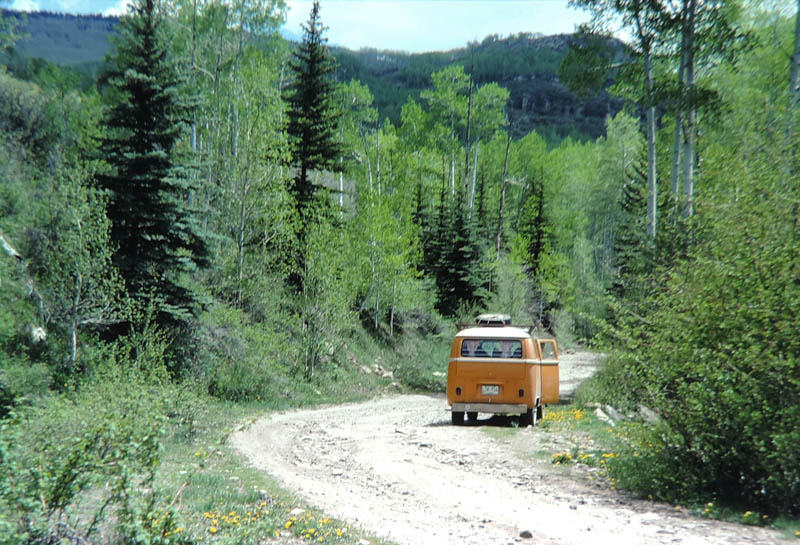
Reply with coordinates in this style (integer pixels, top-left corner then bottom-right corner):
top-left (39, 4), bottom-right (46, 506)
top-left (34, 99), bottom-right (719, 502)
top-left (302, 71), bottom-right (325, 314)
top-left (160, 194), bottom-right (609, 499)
top-left (455, 326), bottom-right (531, 339)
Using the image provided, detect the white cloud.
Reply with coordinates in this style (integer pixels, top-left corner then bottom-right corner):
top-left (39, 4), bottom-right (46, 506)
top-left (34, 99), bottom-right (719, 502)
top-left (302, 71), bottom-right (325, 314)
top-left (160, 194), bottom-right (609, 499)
top-left (9, 0), bottom-right (41, 11)
top-left (284, 0), bottom-right (589, 53)
top-left (102, 0), bottom-right (131, 15)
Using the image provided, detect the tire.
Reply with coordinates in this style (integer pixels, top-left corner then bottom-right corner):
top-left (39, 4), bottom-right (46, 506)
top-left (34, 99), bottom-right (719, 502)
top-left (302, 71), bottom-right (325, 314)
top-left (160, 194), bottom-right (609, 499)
top-left (451, 411), bottom-right (465, 425)
top-left (519, 408), bottom-right (535, 427)
top-left (467, 411), bottom-right (478, 422)
top-left (537, 404), bottom-right (546, 421)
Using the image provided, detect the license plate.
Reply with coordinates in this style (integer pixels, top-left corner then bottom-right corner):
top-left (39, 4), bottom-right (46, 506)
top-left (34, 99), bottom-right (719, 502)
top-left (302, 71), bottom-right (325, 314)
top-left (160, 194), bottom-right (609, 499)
top-left (481, 384), bottom-right (499, 396)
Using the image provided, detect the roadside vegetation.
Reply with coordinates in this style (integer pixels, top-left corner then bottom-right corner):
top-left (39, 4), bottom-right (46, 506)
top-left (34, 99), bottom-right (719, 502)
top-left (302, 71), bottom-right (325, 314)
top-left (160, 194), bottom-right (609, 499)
top-left (1, 0), bottom-right (800, 543)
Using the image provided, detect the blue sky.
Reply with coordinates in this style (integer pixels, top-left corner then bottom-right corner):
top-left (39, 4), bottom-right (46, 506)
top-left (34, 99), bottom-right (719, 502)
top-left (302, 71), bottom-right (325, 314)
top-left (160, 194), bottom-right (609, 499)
top-left (5, 0), bottom-right (591, 53)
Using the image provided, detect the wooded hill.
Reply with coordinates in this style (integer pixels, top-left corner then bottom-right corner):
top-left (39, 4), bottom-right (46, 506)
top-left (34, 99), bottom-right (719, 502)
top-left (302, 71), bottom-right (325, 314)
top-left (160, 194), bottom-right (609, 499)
top-left (2, 8), bottom-right (621, 142)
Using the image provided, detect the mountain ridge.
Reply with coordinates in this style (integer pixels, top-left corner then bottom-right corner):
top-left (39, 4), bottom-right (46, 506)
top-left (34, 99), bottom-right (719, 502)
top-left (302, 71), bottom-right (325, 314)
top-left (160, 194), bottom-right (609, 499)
top-left (2, 9), bottom-right (622, 141)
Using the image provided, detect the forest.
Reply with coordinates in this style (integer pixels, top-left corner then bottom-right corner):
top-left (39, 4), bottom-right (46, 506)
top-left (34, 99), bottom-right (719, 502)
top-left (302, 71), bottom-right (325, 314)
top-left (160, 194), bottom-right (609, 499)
top-left (1, 0), bottom-right (799, 543)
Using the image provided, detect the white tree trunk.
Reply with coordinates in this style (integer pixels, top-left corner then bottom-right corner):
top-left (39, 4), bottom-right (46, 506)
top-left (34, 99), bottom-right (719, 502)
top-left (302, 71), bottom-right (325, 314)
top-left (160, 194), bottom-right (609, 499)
top-left (390, 275), bottom-right (396, 338)
top-left (376, 129), bottom-right (381, 196)
top-left (469, 142), bottom-right (479, 211)
top-left (638, 22), bottom-right (657, 239)
top-left (792, 0), bottom-right (800, 112)
top-left (360, 129), bottom-right (374, 194)
top-left (681, 0), bottom-right (697, 218)
top-left (464, 71), bottom-right (474, 192)
top-left (671, 31), bottom-right (687, 196)
top-left (70, 271), bottom-right (81, 370)
top-left (495, 130), bottom-right (512, 255)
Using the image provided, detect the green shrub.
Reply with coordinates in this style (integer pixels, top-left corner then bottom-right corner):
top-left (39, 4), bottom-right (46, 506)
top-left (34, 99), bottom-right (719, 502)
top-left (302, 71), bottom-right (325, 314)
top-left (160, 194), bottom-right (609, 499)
top-left (604, 423), bottom-right (706, 504)
top-left (600, 178), bottom-right (800, 515)
top-left (391, 331), bottom-right (450, 391)
top-left (0, 359), bottom-right (50, 416)
top-left (197, 304), bottom-right (295, 403)
top-left (0, 331), bottom-right (198, 545)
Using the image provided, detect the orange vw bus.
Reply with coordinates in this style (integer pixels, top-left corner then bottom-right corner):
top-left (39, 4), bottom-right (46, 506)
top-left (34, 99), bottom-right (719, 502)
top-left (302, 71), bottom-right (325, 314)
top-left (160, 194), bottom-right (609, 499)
top-left (446, 314), bottom-right (559, 426)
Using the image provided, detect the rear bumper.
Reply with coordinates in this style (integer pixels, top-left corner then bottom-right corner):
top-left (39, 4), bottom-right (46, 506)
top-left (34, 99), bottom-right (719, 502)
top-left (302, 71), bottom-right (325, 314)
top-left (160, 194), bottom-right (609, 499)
top-left (451, 403), bottom-right (528, 414)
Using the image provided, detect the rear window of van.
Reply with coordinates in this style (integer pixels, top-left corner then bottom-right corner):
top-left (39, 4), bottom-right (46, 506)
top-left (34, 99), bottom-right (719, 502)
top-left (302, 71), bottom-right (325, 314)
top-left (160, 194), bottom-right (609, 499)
top-left (461, 339), bottom-right (522, 358)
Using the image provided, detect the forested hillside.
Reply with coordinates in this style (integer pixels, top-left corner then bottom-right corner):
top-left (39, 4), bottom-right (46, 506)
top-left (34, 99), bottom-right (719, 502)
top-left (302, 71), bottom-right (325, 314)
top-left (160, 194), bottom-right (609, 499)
top-left (1, 0), bottom-right (800, 543)
top-left (3, 9), bottom-right (620, 142)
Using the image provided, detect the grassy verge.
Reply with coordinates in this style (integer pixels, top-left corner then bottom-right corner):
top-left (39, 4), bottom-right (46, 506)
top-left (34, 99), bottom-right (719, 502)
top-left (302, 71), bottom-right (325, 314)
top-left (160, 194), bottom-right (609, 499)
top-left (156, 398), bottom-right (396, 545)
top-left (493, 398), bottom-right (800, 540)
top-left (0, 319), bottom-right (449, 545)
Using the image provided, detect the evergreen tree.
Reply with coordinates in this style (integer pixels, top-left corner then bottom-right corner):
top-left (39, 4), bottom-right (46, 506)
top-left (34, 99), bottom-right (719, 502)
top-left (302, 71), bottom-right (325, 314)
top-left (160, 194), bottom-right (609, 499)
top-left (427, 190), bottom-right (486, 316)
top-left (96, 0), bottom-right (209, 328)
top-left (285, 0), bottom-right (341, 213)
top-left (517, 179), bottom-right (546, 277)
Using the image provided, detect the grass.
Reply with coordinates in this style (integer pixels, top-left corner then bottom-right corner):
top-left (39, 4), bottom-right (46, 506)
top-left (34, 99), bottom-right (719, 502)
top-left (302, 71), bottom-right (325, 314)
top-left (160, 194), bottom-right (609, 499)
top-left (147, 324), bottom-right (452, 545)
top-left (482, 399), bottom-right (800, 539)
top-left (157, 397), bottom-right (397, 545)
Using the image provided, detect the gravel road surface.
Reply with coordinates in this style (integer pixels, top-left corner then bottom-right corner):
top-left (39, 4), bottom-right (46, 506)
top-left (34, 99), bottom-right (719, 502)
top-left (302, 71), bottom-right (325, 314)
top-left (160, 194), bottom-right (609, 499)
top-left (232, 352), bottom-right (788, 545)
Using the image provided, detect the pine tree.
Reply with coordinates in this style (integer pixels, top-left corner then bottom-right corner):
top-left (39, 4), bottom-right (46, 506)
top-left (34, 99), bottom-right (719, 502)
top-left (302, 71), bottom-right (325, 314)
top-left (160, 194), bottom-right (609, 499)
top-left (517, 179), bottom-right (547, 278)
top-left (96, 0), bottom-right (209, 327)
top-left (285, 0), bottom-right (341, 213)
top-left (427, 190), bottom-right (486, 316)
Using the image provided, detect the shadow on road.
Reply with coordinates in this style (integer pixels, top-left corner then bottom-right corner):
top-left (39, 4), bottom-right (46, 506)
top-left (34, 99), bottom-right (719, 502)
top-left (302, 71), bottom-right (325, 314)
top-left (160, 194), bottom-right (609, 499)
top-left (425, 414), bottom-right (524, 428)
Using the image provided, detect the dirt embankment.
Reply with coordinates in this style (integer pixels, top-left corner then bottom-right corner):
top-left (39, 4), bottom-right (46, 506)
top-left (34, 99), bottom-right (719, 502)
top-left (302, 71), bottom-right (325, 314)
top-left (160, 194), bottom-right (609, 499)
top-left (232, 352), bottom-right (788, 545)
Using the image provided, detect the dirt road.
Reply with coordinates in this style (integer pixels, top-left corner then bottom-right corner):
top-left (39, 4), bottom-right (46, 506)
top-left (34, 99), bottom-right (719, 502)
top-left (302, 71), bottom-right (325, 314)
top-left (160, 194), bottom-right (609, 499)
top-left (232, 352), bottom-right (788, 545)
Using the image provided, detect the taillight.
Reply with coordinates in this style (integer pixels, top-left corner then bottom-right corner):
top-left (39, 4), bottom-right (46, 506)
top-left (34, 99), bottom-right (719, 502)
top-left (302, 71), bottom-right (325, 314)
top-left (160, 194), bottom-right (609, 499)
top-left (518, 388), bottom-right (524, 398)
top-left (456, 387), bottom-right (462, 395)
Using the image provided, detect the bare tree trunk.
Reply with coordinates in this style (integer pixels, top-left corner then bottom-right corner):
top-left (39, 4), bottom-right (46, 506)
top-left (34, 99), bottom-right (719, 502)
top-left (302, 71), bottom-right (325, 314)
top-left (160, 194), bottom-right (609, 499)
top-left (635, 11), bottom-right (657, 239)
top-left (376, 128), bottom-right (381, 196)
top-left (374, 264), bottom-right (379, 331)
top-left (360, 129), bottom-right (374, 194)
top-left (682, 0), bottom-right (697, 218)
top-left (450, 153), bottom-right (455, 196)
top-left (495, 129), bottom-right (512, 255)
top-left (469, 142), bottom-right (479, 211)
top-left (390, 275), bottom-right (396, 338)
top-left (464, 69), bottom-right (474, 193)
top-left (70, 272), bottom-right (81, 370)
top-left (792, 0), bottom-right (800, 113)
top-left (236, 196), bottom-right (246, 304)
top-left (671, 29), bottom-right (687, 196)
top-left (190, 0), bottom-right (197, 154)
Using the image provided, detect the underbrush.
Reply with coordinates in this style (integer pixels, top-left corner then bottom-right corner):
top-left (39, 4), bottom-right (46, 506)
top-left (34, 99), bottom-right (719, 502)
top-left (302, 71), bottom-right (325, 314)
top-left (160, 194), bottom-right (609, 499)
top-left (0, 305), bottom-right (448, 545)
top-left (195, 303), bottom-right (451, 403)
top-left (154, 399), bottom-right (390, 545)
top-left (0, 357), bottom-right (195, 545)
top-left (567, 369), bottom-right (800, 538)
top-left (0, 361), bottom-right (395, 545)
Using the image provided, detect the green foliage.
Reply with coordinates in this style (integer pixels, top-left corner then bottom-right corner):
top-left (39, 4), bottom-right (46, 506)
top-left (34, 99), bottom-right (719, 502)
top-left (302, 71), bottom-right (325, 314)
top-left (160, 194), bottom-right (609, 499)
top-left (285, 0), bottom-right (342, 212)
top-left (297, 212), bottom-right (357, 379)
top-left (197, 303), bottom-right (294, 403)
top-left (422, 190), bottom-right (489, 316)
top-left (96, 0), bottom-right (209, 332)
top-left (0, 71), bottom-right (65, 161)
top-left (0, 345), bottom-right (197, 545)
top-left (589, 11), bottom-right (800, 515)
top-left (390, 330), bottom-right (450, 392)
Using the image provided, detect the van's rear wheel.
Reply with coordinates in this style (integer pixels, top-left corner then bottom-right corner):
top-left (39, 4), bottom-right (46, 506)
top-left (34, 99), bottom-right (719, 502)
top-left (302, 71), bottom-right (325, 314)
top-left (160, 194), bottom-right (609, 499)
top-left (537, 404), bottom-right (546, 421)
top-left (467, 411), bottom-right (478, 421)
top-left (451, 411), bottom-right (465, 425)
top-left (519, 408), bottom-right (536, 427)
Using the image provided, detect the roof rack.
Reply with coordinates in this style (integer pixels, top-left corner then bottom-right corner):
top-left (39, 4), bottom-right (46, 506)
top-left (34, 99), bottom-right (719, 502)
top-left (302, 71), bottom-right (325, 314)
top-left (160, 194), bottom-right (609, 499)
top-left (455, 314), bottom-right (538, 333)
top-left (475, 313), bottom-right (511, 326)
